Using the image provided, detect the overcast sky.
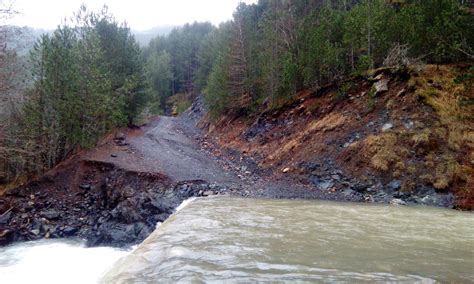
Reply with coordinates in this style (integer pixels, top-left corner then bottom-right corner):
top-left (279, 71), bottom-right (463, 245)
top-left (9, 0), bottom-right (257, 31)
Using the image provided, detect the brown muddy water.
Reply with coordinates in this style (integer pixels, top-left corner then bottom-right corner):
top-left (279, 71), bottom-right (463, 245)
top-left (102, 197), bottom-right (474, 283)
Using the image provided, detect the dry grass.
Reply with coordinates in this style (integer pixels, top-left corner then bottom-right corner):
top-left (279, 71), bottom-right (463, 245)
top-left (420, 173), bottom-right (434, 184)
top-left (406, 65), bottom-right (473, 201)
top-left (0, 175), bottom-right (30, 195)
top-left (412, 128), bottom-right (431, 146)
top-left (167, 93), bottom-right (193, 115)
top-left (392, 170), bottom-right (401, 178)
top-left (432, 155), bottom-right (469, 190)
top-left (433, 176), bottom-right (450, 190)
top-left (269, 95), bottom-right (300, 111)
top-left (307, 112), bottom-right (346, 132)
top-left (371, 153), bottom-right (392, 171)
top-left (394, 161), bottom-right (405, 170)
top-left (269, 138), bottom-right (300, 161)
top-left (401, 180), bottom-right (416, 192)
top-left (268, 112), bottom-right (347, 162)
top-left (414, 65), bottom-right (473, 151)
top-left (407, 165), bottom-right (417, 175)
top-left (366, 133), bottom-right (406, 172)
top-left (424, 152), bottom-right (436, 168)
top-left (434, 127), bottom-right (447, 139)
top-left (358, 65), bottom-right (472, 207)
top-left (392, 161), bottom-right (406, 178)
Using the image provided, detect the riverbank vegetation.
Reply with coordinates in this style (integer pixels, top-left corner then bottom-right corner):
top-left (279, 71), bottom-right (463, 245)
top-left (1, 6), bottom-right (149, 186)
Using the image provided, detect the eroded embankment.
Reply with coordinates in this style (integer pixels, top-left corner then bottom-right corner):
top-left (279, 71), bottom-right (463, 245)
top-left (199, 65), bottom-right (473, 209)
top-left (0, 160), bottom-right (224, 247)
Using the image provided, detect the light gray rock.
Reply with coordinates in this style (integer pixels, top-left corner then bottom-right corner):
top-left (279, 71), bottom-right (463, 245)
top-left (373, 79), bottom-right (389, 96)
top-left (318, 180), bottom-right (334, 191)
top-left (390, 198), bottom-right (407, 206)
top-left (403, 120), bottom-right (414, 129)
top-left (382, 123), bottom-right (393, 132)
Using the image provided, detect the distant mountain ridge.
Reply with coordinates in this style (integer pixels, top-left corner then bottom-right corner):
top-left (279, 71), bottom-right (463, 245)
top-left (4, 25), bottom-right (175, 50)
top-left (3, 26), bottom-right (50, 55)
top-left (132, 25), bottom-right (175, 46)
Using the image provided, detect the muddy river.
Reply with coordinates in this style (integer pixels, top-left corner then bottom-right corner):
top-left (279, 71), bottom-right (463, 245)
top-left (1, 197), bottom-right (473, 283)
top-left (103, 197), bottom-right (473, 283)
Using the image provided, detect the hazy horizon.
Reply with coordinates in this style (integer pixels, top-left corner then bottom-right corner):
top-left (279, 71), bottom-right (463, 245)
top-left (8, 0), bottom-right (257, 31)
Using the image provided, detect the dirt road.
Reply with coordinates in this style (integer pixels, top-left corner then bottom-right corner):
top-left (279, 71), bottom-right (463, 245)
top-left (131, 116), bottom-right (240, 185)
top-left (0, 102), bottom-right (357, 247)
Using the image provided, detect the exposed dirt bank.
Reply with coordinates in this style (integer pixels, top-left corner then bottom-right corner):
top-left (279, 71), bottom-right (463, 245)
top-left (199, 65), bottom-right (473, 210)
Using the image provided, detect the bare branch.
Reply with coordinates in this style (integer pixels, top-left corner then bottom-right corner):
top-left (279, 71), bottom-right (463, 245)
top-left (456, 47), bottom-right (474, 59)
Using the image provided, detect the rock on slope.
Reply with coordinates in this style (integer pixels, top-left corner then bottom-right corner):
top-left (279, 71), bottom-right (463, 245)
top-left (200, 65), bottom-right (473, 209)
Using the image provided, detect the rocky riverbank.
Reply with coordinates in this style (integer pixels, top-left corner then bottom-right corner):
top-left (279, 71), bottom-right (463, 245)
top-left (0, 159), bottom-right (231, 247)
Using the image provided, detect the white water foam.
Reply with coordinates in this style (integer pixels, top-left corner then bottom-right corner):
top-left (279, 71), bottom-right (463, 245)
top-left (154, 198), bottom-right (197, 229)
top-left (175, 197), bottom-right (197, 212)
top-left (0, 239), bottom-right (131, 284)
top-left (1, 198), bottom-right (200, 284)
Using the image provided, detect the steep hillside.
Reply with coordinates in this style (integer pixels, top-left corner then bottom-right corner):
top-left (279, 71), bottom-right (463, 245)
top-left (200, 64), bottom-right (474, 209)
